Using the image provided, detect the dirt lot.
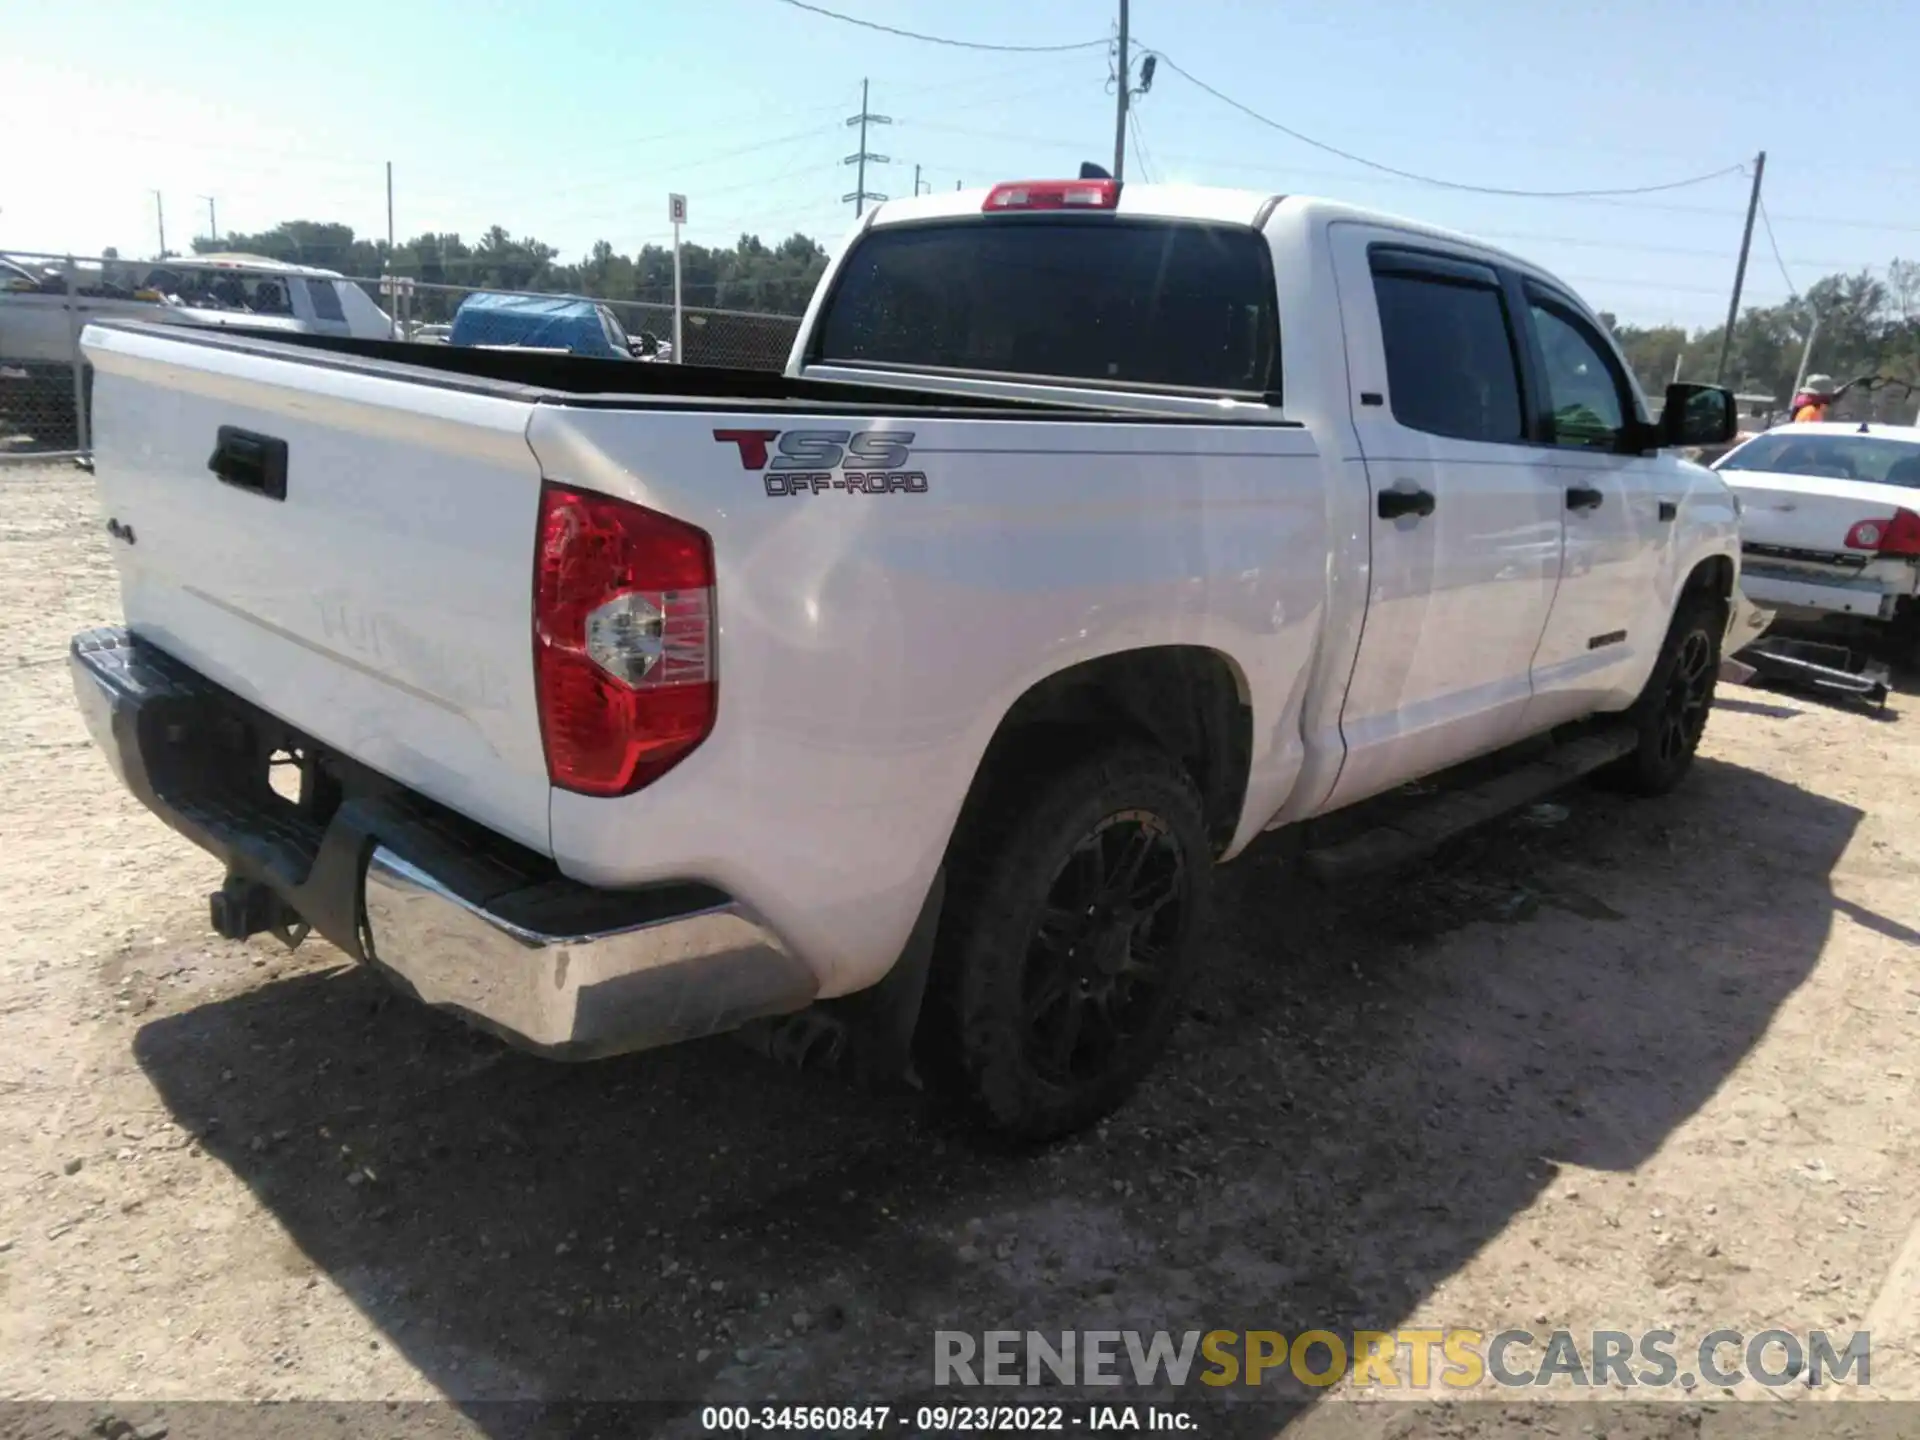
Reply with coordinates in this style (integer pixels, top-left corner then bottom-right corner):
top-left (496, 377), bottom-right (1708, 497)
top-left (4, 460), bottom-right (1920, 1438)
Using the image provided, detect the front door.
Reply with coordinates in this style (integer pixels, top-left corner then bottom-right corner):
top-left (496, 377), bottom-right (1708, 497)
top-left (1323, 226), bottom-right (1564, 812)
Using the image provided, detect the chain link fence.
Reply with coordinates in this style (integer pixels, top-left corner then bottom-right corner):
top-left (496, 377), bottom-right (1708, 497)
top-left (1, 251), bottom-right (120, 459)
top-left (349, 277), bottom-right (803, 372)
top-left (3, 252), bottom-right (808, 460)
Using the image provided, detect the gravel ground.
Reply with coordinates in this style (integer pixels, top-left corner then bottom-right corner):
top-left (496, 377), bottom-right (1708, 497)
top-left (4, 461), bottom-right (1920, 1439)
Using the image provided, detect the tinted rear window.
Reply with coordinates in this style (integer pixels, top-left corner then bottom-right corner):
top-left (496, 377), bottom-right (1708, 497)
top-left (1719, 432), bottom-right (1920, 487)
top-left (814, 219), bottom-right (1279, 396)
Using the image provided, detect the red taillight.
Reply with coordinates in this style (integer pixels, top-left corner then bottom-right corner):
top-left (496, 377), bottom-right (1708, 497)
top-left (533, 482), bottom-right (716, 797)
top-left (1845, 508), bottom-right (1920, 556)
top-left (983, 179), bottom-right (1120, 212)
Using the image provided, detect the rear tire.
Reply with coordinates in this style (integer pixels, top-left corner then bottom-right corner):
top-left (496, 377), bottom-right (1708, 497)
top-left (1602, 589), bottom-right (1725, 796)
top-left (921, 743), bottom-right (1213, 1143)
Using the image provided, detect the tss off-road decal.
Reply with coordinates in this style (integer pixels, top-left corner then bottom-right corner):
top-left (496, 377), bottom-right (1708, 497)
top-left (713, 428), bottom-right (929, 496)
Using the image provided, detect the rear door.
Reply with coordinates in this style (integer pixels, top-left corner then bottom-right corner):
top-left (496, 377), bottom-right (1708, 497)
top-left (1322, 227), bottom-right (1563, 811)
top-left (1516, 281), bottom-right (1671, 727)
top-left (85, 322), bottom-right (554, 853)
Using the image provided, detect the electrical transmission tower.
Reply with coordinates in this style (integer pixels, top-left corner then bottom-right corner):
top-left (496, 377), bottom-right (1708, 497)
top-left (843, 78), bottom-right (891, 216)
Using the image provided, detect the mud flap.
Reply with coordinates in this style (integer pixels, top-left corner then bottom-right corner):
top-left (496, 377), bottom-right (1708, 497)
top-left (731, 868), bottom-right (946, 1092)
top-left (1726, 585), bottom-right (1774, 657)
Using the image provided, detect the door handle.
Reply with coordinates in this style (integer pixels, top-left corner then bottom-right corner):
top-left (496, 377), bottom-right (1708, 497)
top-left (208, 426), bottom-right (289, 501)
top-left (1566, 484), bottom-right (1604, 512)
top-left (1658, 500), bottom-right (1677, 522)
top-left (1378, 487), bottom-right (1436, 521)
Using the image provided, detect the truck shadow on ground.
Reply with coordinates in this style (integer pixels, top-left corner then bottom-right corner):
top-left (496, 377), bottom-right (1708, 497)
top-left (133, 755), bottom-right (1862, 1439)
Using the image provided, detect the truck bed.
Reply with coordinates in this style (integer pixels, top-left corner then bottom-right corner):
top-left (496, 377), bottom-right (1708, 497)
top-left (106, 319), bottom-right (1164, 416)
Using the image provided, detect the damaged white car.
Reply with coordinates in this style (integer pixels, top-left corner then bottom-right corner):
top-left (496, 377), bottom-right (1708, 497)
top-left (1714, 422), bottom-right (1920, 660)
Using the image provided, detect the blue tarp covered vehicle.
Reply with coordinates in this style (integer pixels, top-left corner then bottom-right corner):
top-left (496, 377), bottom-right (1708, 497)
top-left (448, 292), bottom-right (642, 360)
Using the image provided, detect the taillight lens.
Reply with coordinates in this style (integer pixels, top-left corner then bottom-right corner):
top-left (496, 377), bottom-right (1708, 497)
top-left (533, 483), bottom-right (716, 796)
top-left (1846, 508), bottom-right (1920, 556)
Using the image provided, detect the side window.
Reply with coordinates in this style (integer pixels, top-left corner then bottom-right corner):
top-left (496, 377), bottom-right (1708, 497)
top-left (305, 279), bottom-right (347, 324)
top-left (1527, 296), bottom-right (1628, 450)
top-left (1370, 256), bottom-right (1525, 443)
top-left (598, 307), bottom-right (629, 354)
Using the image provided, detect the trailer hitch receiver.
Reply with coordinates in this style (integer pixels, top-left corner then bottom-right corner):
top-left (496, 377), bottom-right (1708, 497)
top-left (209, 874), bottom-right (312, 950)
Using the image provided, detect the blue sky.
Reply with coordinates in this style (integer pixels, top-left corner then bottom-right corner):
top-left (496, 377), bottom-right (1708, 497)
top-left (2, 0), bottom-right (1916, 328)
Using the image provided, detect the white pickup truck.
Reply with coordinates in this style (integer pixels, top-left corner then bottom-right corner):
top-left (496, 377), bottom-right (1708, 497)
top-left (71, 180), bottom-right (1746, 1140)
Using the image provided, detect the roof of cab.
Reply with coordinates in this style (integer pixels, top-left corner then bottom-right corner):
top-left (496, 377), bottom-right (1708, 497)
top-left (864, 184), bottom-right (1557, 278)
top-left (167, 252), bottom-right (346, 278)
top-left (867, 182), bottom-right (1275, 229)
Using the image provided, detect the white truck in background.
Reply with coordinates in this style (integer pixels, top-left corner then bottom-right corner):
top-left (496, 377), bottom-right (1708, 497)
top-left (4, 252), bottom-right (391, 448)
top-left (72, 179), bottom-right (1746, 1140)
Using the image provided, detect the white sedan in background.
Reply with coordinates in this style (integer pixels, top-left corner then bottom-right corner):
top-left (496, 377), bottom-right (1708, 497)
top-left (1714, 423), bottom-right (1920, 654)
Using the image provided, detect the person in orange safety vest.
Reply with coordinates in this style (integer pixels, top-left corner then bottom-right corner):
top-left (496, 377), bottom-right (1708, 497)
top-left (1791, 374), bottom-right (1836, 422)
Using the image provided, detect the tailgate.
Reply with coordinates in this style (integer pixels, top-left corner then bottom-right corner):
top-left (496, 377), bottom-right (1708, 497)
top-left (82, 322), bottom-right (553, 853)
top-left (1724, 469), bottom-right (1910, 555)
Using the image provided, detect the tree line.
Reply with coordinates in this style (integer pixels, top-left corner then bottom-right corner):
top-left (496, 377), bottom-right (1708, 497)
top-left (1606, 262), bottom-right (1919, 420)
top-left (191, 221), bottom-right (829, 322)
top-left (189, 220), bottom-right (1920, 413)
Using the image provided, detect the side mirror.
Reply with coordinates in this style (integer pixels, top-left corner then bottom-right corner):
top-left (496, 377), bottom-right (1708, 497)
top-left (631, 332), bottom-right (659, 358)
top-left (1660, 382), bottom-right (1737, 448)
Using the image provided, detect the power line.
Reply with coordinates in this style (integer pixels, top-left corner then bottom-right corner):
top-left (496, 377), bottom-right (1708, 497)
top-left (487, 125), bottom-right (844, 211)
top-left (903, 117), bottom-right (1764, 214)
top-left (1143, 49), bottom-right (1748, 200)
top-left (774, 0), bottom-right (1106, 52)
top-left (1558, 274), bottom-right (1767, 299)
top-left (1127, 108), bottom-right (1155, 183)
top-left (1757, 198), bottom-right (1801, 301)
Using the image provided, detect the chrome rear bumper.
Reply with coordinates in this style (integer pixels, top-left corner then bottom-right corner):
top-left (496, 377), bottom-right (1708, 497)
top-left (70, 625), bottom-right (817, 1060)
top-left (362, 849), bottom-right (816, 1059)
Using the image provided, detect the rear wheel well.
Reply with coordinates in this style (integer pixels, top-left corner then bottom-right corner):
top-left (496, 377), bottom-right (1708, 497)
top-left (954, 647), bottom-right (1252, 858)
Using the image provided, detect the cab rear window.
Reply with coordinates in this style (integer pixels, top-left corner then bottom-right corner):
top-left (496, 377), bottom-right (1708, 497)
top-left (813, 219), bottom-right (1280, 397)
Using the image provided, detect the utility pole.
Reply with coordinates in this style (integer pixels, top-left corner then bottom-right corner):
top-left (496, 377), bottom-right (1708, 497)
top-left (1112, 0), bottom-right (1130, 182)
top-left (842, 79), bottom-right (891, 216)
top-left (1790, 312), bottom-right (1821, 403)
top-left (1715, 150), bottom-right (1766, 385)
top-left (198, 195), bottom-right (217, 245)
top-left (669, 193), bottom-right (687, 365)
top-left (913, 163), bottom-right (928, 196)
top-left (385, 161), bottom-right (397, 340)
top-left (151, 191), bottom-right (166, 258)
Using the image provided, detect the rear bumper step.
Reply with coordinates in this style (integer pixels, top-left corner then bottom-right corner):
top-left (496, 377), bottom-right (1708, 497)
top-left (69, 627), bottom-right (815, 1058)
